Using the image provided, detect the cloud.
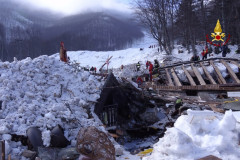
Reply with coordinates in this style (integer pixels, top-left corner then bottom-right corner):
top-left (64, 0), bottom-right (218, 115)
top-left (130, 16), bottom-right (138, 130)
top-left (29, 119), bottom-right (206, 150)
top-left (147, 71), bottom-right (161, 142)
top-left (12, 0), bottom-right (132, 15)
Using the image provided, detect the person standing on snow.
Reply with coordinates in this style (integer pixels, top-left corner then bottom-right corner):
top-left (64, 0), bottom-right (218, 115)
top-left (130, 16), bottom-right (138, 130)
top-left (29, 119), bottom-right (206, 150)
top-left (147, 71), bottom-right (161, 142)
top-left (136, 62), bottom-right (141, 71)
top-left (149, 61), bottom-right (153, 81)
top-left (137, 76), bottom-right (143, 88)
top-left (222, 44), bottom-right (227, 57)
top-left (201, 49), bottom-right (207, 60)
top-left (59, 41), bottom-right (68, 63)
top-left (146, 61), bottom-right (149, 69)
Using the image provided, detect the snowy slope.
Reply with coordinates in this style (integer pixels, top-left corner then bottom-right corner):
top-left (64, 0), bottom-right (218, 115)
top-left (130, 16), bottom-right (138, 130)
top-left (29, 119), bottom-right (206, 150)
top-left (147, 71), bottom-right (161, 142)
top-left (60, 45), bottom-right (240, 71)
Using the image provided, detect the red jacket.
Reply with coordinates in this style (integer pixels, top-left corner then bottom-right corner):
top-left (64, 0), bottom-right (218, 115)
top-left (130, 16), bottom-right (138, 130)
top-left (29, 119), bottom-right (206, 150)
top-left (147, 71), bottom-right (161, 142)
top-left (149, 63), bottom-right (153, 72)
top-left (146, 61), bottom-right (149, 68)
top-left (137, 77), bottom-right (143, 84)
top-left (201, 51), bottom-right (205, 56)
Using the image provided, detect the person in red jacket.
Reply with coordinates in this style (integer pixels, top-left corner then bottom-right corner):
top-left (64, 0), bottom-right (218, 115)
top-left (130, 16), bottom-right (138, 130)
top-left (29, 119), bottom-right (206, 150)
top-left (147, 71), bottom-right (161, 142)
top-left (149, 61), bottom-right (153, 81)
top-left (146, 61), bottom-right (149, 69)
top-left (137, 76), bottom-right (143, 87)
top-left (59, 42), bottom-right (68, 63)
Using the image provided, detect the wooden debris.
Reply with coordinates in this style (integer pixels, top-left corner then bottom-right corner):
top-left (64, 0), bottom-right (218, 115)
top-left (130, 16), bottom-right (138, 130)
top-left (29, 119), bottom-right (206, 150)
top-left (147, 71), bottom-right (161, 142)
top-left (220, 60), bottom-right (240, 83)
top-left (200, 62), bottom-right (217, 84)
top-left (170, 68), bottom-right (182, 86)
top-left (210, 60), bottom-right (226, 84)
top-left (191, 63), bottom-right (206, 85)
top-left (182, 65), bottom-right (196, 86)
top-left (165, 68), bottom-right (174, 86)
top-left (208, 104), bottom-right (225, 113)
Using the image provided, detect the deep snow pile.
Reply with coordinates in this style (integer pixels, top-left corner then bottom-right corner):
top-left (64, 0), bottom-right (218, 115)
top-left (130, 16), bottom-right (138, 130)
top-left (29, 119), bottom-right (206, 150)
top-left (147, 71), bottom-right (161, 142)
top-left (0, 56), bottom-right (105, 158)
top-left (144, 110), bottom-right (240, 160)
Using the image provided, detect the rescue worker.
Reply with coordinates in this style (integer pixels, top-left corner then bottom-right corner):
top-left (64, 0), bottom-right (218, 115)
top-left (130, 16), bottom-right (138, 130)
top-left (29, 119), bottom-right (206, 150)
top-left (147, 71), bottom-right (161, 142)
top-left (175, 98), bottom-right (183, 110)
top-left (214, 46), bottom-right (221, 54)
top-left (59, 42), bottom-right (68, 63)
top-left (222, 44), bottom-right (227, 57)
top-left (190, 54), bottom-right (200, 61)
top-left (153, 59), bottom-right (160, 74)
top-left (90, 66), bottom-right (95, 72)
top-left (149, 61), bottom-right (153, 81)
top-left (201, 49), bottom-right (207, 60)
top-left (146, 61), bottom-right (149, 69)
top-left (136, 76), bottom-right (143, 88)
top-left (205, 45), bottom-right (209, 57)
top-left (136, 62), bottom-right (140, 71)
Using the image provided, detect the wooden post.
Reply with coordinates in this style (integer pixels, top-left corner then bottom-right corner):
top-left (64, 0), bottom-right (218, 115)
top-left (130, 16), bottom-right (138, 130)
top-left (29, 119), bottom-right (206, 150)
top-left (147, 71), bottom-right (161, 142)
top-left (8, 155), bottom-right (11, 160)
top-left (182, 65), bottom-right (196, 86)
top-left (210, 60), bottom-right (226, 84)
top-left (221, 60), bottom-right (240, 83)
top-left (191, 63), bottom-right (206, 85)
top-left (200, 62), bottom-right (217, 84)
top-left (1, 141), bottom-right (5, 160)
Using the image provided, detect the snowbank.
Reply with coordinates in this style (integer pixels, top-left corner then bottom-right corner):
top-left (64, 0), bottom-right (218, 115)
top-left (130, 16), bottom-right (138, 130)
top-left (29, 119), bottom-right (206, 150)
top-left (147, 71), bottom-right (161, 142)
top-left (0, 56), bottom-right (105, 158)
top-left (144, 110), bottom-right (240, 160)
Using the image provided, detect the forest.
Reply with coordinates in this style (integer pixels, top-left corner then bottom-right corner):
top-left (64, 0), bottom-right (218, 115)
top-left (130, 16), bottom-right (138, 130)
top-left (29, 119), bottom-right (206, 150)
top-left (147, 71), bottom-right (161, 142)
top-left (135, 0), bottom-right (240, 55)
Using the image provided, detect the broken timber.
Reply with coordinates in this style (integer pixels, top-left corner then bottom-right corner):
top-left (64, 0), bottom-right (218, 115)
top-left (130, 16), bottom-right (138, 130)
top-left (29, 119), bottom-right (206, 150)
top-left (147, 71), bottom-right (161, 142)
top-left (220, 59), bottom-right (240, 83)
top-left (165, 68), bottom-right (174, 86)
top-left (148, 58), bottom-right (240, 91)
top-left (191, 63), bottom-right (206, 85)
top-left (182, 65), bottom-right (196, 86)
top-left (200, 62), bottom-right (217, 84)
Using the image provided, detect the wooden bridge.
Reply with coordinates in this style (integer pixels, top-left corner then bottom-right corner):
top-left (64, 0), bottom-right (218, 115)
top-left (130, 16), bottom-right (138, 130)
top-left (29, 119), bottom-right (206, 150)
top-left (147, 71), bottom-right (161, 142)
top-left (144, 58), bottom-right (240, 91)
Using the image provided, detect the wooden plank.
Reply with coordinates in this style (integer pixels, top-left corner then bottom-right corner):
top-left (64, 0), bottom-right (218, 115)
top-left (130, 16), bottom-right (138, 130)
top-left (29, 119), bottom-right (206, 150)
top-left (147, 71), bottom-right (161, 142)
top-left (221, 60), bottom-right (240, 83)
top-left (191, 63), bottom-right (206, 85)
top-left (210, 60), bottom-right (227, 84)
top-left (165, 68), bottom-right (174, 86)
top-left (170, 68), bottom-right (182, 86)
top-left (154, 84), bottom-right (240, 91)
top-left (181, 65), bottom-right (196, 86)
top-left (227, 92), bottom-right (240, 97)
top-left (230, 61), bottom-right (240, 68)
top-left (199, 62), bottom-right (217, 84)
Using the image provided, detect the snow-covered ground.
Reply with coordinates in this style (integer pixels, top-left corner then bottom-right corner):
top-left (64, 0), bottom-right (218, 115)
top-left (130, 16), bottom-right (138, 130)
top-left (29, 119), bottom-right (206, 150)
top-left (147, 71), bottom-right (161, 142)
top-left (0, 56), bottom-right (106, 159)
top-left (1, 36), bottom-right (240, 159)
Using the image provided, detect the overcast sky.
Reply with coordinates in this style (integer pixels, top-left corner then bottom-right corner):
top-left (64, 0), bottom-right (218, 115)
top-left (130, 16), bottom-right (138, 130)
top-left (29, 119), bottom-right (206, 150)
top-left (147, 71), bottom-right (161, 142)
top-left (13, 0), bottom-right (132, 15)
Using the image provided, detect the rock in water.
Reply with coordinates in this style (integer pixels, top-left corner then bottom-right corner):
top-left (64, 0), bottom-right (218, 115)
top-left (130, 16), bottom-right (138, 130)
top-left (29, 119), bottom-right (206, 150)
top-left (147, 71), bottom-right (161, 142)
top-left (76, 126), bottom-right (115, 160)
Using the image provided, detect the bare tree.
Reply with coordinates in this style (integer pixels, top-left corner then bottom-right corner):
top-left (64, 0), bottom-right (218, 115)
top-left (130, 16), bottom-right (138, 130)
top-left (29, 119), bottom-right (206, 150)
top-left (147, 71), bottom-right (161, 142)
top-left (134, 0), bottom-right (178, 55)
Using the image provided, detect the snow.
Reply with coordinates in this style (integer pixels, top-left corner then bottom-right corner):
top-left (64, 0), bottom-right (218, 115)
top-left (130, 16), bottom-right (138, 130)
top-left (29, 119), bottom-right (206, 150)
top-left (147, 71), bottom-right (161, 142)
top-left (0, 55), bottom-right (106, 159)
top-left (144, 110), bottom-right (240, 160)
top-left (0, 32), bottom-right (240, 159)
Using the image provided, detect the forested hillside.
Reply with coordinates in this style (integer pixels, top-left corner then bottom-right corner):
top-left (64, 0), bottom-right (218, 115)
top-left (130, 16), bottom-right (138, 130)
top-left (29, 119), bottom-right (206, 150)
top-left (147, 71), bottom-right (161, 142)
top-left (0, 1), bottom-right (143, 61)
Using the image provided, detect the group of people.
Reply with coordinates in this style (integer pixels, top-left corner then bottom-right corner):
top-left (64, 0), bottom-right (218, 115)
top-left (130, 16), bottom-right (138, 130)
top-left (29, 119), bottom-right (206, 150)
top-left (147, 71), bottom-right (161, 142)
top-left (136, 60), bottom-right (160, 87)
top-left (190, 44), bottom-right (230, 62)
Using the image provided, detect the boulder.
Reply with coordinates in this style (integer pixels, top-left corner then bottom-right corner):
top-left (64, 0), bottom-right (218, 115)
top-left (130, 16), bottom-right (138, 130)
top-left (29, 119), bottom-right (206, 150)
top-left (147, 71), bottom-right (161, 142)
top-left (50, 125), bottom-right (70, 148)
top-left (21, 150), bottom-right (37, 159)
top-left (26, 127), bottom-right (43, 151)
top-left (198, 155), bottom-right (222, 160)
top-left (76, 126), bottom-right (115, 160)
